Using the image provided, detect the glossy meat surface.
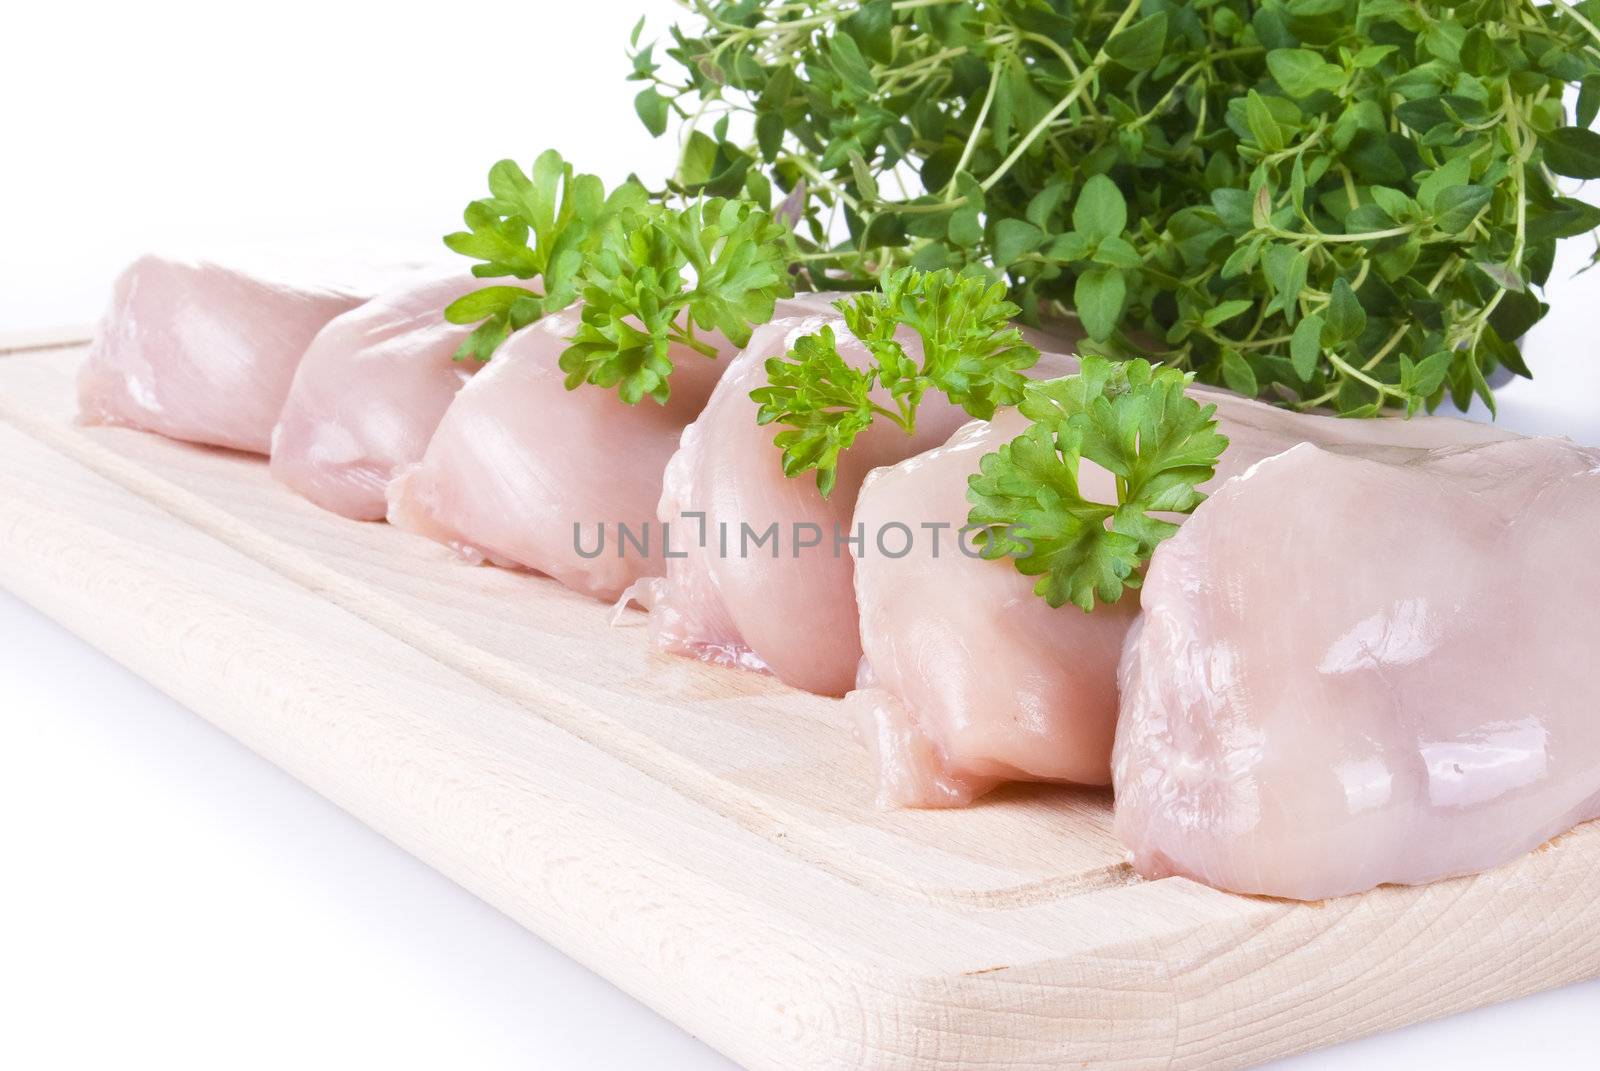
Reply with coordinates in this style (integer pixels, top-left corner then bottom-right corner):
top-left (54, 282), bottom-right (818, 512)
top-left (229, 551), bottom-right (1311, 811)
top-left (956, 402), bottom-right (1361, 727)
top-left (630, 312), bottom-right (976, 696)
top-left (846, 408), bottom-right (1137, 805)
top-left (270, 268), bottom-right (492, 520)
top-left (848, 388), bottom-right (1513, 807)
top-left (78, 254), bottom-right (377, 454)
top-left (385, 299), bottom-right (830, 602)
top-left (1113, 436), bottom-right (1600, 899)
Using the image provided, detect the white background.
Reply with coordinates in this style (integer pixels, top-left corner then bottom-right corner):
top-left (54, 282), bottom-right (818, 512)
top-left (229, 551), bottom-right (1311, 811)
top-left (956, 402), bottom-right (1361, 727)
top-left (3, 2), bottom-right (1599, 1068)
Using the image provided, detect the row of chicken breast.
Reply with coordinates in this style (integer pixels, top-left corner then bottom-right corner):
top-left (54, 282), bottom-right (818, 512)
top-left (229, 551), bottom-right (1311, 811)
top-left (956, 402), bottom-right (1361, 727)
top-left (77, 254), bottom-right (1600, 902)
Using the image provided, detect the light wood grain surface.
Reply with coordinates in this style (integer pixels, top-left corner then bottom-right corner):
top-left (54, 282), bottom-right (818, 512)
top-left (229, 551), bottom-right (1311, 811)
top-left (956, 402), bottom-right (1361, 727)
top-left (2, 342), bottom-right (1596, 1070)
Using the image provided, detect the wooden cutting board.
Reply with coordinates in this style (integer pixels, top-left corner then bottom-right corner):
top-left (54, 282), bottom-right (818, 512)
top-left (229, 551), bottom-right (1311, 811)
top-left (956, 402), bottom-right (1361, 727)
top-left (3, 338), bottom-right (1597, 1070)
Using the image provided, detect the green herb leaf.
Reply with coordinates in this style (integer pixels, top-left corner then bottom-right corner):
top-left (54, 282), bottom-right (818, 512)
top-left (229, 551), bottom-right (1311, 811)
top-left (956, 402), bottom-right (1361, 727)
top-left (754, 267), bottom-right (1040, 494)
top-left (750, 326), bottom-right (875, 497)
top-left (1105, 12), bottom-right (1167, 72)
top-left (1290, 313), bottom-right (1324, 380)
top-left (1433, 185), bottom-right (1493, 234)
top-left (1220, 350), bottom-right (1258, 396)
top-left (1202, 300), bottom-right (1254, 328)
top-left (635, 0), bottom-right (1600, 415)
top-left (1541, 127), bottom-right (1600, 179)
top-left (442, 150), bottom-right (646, 361)
top-left (1324, 278), bottom-right (1367, 344)
top-left (1074, 267), bottom-right (1125, 341)
top-left (993, 218), bottom-right (1045, 266)
top-left (635, 87), bottom-right (670, 138)
top-left (566, 196), bottom-right (795, 404)
top-left (1267, 49), bottom-right (1346, 98)
top-left (1476, 260), bottom-right (1527, 293)
top-left (1072, 175), bottom-right (1128, 242)
top-left (966, 357), bottom-right (1228, 611)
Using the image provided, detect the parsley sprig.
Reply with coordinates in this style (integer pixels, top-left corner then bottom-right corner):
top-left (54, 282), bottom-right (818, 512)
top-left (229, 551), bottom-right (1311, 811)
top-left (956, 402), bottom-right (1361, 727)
top-left (443, 151), bottom-right (796, 404)
top-left (750, 267), bottom-right (1039, 494)
top-left (966, 357), bottom-right (1228, 612)
top-left (443, 150), bottom-right (645, 363)
top-left (568, 197), bottom-right (796, 403)
top-left (634, 0), bottom-right (1600, 417)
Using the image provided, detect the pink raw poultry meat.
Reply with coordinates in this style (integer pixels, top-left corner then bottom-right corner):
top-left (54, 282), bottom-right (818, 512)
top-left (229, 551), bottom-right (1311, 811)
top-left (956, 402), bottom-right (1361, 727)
top-left (626, 311), bottom-right (985, 697)
top-left (78, 254), bottom-right (385, 454)
top-left (1113, 435), bottom-right (1600, 900)
top-left (270, 268), bottom-right (497, 520)
top-left (846, 389), bottom-right (1514, 807)
top-left (386, 296), bottom-right (833, 603)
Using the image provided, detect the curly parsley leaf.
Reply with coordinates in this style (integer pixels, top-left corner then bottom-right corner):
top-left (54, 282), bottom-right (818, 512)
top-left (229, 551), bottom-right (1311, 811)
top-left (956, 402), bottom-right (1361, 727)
top-left (441, 285), bottom-right (551, 364)
top-left (658, 197), bottom-right (796, 346)
top-left (564, 196), bottom-right (795, 405)
top-left (754, 267), bottom-right (1040, 494)
top-left (843, 266), bottom-right (1041, 420)
top-left (563, 222), bottom-right (686, 404)
top-left (750, 325), bottom-right (876, 497)
top-left (966, 356), bottom-right (1228, 612)
top-left (443, 149), bottom-right (647, 362)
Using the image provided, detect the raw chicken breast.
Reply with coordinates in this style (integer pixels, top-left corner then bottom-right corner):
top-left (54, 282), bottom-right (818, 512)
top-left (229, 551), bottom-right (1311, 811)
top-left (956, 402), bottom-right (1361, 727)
top-left (848, 407), bottom-right (1137, 806)
top-left (1113, 436), bottom-right (1600, 900)
top-left (629, 313), bottom-right (982, 697)
top-left (848, 387), bottom-right (1515, 807)
top-left (270, 268), bottom-right (495, 520)
top-left (386, 296), bottom-right (832, 602)
top-left (78, 254), bottom-right (382, 454)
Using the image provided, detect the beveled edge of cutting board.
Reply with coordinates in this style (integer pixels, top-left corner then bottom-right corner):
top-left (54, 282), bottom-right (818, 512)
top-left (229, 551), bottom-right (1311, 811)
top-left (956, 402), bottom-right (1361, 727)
top-left (0, 325), bottom-right (95, 355)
